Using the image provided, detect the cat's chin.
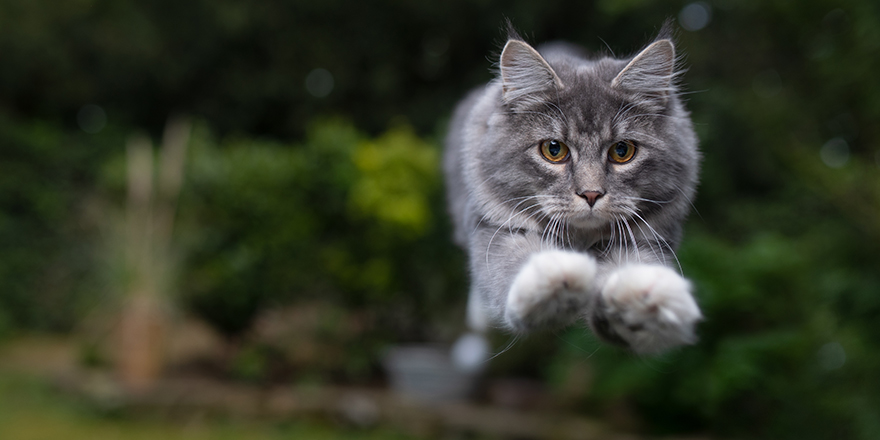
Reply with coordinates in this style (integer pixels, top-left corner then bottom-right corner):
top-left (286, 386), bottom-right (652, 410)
top-left (567, 212), bottom-right (610, 230)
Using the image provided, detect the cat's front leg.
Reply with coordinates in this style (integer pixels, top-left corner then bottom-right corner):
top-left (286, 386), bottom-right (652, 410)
top-left (505, 250), bottom-right (598, 331)
top-left (590, 264), bottom-right (702, 354)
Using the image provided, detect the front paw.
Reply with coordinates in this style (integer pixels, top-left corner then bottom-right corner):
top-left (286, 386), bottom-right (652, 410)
top-left (506, 250), bottom-right (597, 331)
top-left (593, 265), bottom-right (702, 354)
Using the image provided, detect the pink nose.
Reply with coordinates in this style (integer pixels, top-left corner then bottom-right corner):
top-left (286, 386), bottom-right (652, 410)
top-left (578, 190), bottom-right (605, 207)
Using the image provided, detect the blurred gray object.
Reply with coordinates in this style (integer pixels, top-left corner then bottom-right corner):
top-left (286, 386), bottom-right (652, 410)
top-left (383, 333), bottom-right (488, 403)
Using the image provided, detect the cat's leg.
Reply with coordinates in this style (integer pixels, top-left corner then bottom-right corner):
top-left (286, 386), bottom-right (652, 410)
top-left (466, 287), bottom-right (490, 332)
top-left (470, 227), bottom-right (598, 332)
top-left (589, 263), bottom-right (702, 354)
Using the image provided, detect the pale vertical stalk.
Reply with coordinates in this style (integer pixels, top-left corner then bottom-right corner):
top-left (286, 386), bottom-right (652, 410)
top-left (154, 116), bottom-right (191, 258)
top-left (119, 135), bottom-right (159, 392)
top-left (125, 135), bottom-right (154, 282)
top-left (116, 118), bottom-right (190, 393)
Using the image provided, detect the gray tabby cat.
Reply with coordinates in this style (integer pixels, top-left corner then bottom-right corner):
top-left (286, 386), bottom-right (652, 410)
top-left (444, 27), bottom-right (702, 354)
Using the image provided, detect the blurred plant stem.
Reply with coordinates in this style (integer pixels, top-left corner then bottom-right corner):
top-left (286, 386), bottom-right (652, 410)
top-left (117, 116), bottom-right (190, 392)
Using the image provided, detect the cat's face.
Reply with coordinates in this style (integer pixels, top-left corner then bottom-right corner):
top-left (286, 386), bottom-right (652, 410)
top-left (476, 39), bottom-right (699, 237)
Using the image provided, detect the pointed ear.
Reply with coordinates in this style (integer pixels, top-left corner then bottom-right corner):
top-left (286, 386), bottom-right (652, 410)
top-left (612, 39), bottom-right (676, 102)
top-left (499, 40), bottom-right (564, 107)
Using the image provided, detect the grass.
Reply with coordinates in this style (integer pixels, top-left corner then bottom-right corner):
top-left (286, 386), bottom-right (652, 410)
top-left (0, 374), bottom-right (418, 440)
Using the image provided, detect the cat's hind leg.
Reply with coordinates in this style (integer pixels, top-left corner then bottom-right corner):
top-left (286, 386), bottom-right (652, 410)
top-left (590, 264), bottom-right (702, 354)
top-left (505, 250), bottom-right (598, 331)
top-left (467, 287), bottom-right (490, 332)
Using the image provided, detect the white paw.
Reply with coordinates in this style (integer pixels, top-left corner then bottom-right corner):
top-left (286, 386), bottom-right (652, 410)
top-left (597, 264), bottom-right (702, 354)
top-left (506, 250), bottom-right (597, 331)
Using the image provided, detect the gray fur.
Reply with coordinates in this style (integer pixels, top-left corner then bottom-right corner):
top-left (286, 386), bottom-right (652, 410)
top-left (444, 30), bottom-right (700, 343)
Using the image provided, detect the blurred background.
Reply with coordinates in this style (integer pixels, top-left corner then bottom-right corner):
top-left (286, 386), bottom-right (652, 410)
top-left (0, 0), bottom-right (879, 439)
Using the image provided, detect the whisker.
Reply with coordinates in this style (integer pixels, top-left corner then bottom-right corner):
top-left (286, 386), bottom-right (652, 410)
top-left (614, 216), bottom-right (626, 264)
top-left (541, 213), bottom-right (561, 250)
top-left (543, 101), bottom-right (569, 126)
top-left (554, 330), bottom-right (602, 359)
top-left (485, 334), bottom-right (521, 362)
top-left (554, 214), bottom-right (563, 248)
top-left (621, 216), bottom-right (640, 264)
top-left (622, 207), bottom-right (661, 263)
top-left (607, 217), bottom-right (617, 260)
top-left (670, 180), bottom-right (702, 220)
top-left (544, 214), bottom-right (555, 249)
top-left (486, 202), bottom-right (542, 267)
top-left (601, 221), bottom-right (615, 256)
top-left (612, 101), bottom-right (640, 126)
top-left (563, 217), bottom-right (574, 250)
top-left (676, 88), bottom-right (709, 96)
top-left (619, 196), bottom-right (673, 205)
top-left (475, 194), bottom-right (556, 236)
top-left (626, 130), bottom-right (665, 146)
top-left (624, 207), bottom-right (683, 274)
top-left (620, 112), bottom-right (690, 123)
top-left (498, 110), bottom-right (557, 123)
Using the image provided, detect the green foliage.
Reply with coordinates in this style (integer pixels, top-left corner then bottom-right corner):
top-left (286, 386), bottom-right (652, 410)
top-left (350, 124), bottom-right (439, 236)
top-left (546, 227), bottom-right (880, 439)
top-left (176, 120), bottom-right (464, 339)
top-left (0, 117), bottom-right (121, 331)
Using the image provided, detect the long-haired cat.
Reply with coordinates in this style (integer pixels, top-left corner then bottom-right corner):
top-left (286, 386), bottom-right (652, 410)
top-left (444, 26), bottom-right (702, 354)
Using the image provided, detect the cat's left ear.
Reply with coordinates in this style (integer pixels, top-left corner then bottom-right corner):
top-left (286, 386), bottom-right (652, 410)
top-left (499, 39), bottom-right (564, 108)
top-left (612, 39), bottom-right (677, 105)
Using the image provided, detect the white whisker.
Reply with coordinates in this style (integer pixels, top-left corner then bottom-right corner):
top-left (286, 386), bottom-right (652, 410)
top-left (620, 195), bottom-right (673, 205)
top-left (614, 215), bottom-right (626, 263)
top-left (621, 216), bottom-right (640, 263)
top-left (486, 201), bottom-right (542, 267)
top-left (485, 334), bottom-right (521, 362)
top-left (622, 207), bottom-right (661, 262)
top-left (670, 180), bottom-right (701, 219)
top-left (623, 207), bottom-right (683, 274)
top-left (612, 101), bottom-right (640, 126)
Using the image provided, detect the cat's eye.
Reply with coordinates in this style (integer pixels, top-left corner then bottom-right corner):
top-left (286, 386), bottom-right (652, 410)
top-left (539, 140), bottom-right (570, 163)
top-left (608, 140), bottom-right (637, 164)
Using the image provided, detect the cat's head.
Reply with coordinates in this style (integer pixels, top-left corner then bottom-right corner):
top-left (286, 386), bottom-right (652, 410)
top-left (476, 31), bottom-right (699, 240)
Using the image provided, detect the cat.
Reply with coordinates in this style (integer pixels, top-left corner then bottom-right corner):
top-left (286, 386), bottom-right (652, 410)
top-left (443, 26), bottom-right (702, 354)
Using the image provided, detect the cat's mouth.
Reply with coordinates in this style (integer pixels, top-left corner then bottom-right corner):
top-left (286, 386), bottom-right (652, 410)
top-left (563, 208), bottom-right (610, 229)
top-left (539, 198), bottom-right (621, 231)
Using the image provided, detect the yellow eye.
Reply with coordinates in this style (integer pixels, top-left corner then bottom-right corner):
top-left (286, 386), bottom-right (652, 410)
top-left (540, 140), bottom-right (570, 163)
top-left (608, 140), bottom-right (637, 164)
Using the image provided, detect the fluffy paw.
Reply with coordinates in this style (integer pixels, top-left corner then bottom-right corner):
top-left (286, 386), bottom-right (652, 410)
top-left (594, 264), bottom-right (702, 354)
top-left (505, 250), bottom-right (597, 331)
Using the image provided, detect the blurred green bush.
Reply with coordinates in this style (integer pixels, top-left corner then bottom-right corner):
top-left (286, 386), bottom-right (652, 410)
top-left (0, 117), bottom-right (121, 333)
top-left (175, 120), bottom-right (465, 342)
top-left (548, 227), bottom-right (880, 438)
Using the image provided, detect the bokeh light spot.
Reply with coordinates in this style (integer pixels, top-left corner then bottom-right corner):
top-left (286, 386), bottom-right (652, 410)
top-left (820, 137), bottom-right (850, 168)
top-left (679, 2), bottom-right (712, 31)
top-left (817, 342), bottom-right (846, 370)
top-left (77, 104), bottom-right (107, 134)
top-left (752, 69), bottom-right (782, 98)
top-left (305, 68), bottom-right (335, 98)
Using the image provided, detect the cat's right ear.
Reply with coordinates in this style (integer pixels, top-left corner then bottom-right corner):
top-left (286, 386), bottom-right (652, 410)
top-left (499, 40), bottom-right (563, 108)
top-left (611, 39), bottom-right (677, 106)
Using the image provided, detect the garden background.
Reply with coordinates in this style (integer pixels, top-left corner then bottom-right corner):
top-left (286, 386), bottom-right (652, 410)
top-left (1, 0), bottom-right (879, 439)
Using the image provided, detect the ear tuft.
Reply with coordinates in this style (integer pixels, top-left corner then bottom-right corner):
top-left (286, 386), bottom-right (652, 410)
top-left (499, 40), bottom-right (564, 106)
top-left (612, 39), bottom-right (677, 100)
